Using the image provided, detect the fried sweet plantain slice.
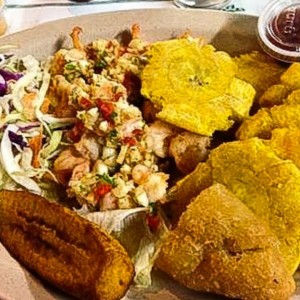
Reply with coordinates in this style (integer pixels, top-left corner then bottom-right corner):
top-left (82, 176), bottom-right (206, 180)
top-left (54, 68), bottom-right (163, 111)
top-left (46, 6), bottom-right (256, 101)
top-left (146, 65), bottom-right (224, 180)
top-left (0, 190), bottom-right (134, 300)
top-left (157, 184), bottom-right (295, 300)
top-left (141, 39), bottom-right (255, 136)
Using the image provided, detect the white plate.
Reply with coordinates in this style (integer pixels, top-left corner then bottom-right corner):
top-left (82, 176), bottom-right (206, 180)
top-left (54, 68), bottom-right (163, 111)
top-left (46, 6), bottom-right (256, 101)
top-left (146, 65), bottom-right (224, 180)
top-left (0, 8), bottom-right (298, 300)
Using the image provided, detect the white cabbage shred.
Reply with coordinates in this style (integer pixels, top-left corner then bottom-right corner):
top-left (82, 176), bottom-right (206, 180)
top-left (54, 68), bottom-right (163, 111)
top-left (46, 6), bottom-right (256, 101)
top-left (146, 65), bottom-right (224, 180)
top-left (78, 206), bottom-right (169, 287)
top-left (0, 124), bottom-right (41, 193)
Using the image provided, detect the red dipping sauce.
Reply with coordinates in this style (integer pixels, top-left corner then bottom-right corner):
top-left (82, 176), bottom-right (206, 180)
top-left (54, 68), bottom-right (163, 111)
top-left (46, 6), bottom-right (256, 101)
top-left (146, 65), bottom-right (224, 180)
top-left (258, 0), bottom-right (300, 62)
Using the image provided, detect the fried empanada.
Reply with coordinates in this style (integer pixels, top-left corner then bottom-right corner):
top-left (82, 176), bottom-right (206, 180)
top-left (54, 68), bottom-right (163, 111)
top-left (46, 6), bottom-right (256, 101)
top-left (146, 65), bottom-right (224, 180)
top-left (157, 184), bottom-right (295, 300)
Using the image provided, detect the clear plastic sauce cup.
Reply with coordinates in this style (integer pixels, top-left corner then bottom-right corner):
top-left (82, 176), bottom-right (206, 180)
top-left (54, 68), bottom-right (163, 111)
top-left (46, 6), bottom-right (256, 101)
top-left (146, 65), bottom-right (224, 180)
top-left (258, 0), bottom-right (300, 63)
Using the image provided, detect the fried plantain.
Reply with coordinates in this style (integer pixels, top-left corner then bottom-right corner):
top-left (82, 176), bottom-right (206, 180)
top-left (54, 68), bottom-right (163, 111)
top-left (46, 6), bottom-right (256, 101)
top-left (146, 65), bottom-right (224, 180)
top-left (141, 39), bottom-right (255, 136)
top-left (258, 84), bottom-right (290, 107)
top-left (283, 88), bottom-right (300, 105)
top-left (280, 62), bottom-right (300, 90)
top-left (266, 127), bottom-right (300, 169)
top-left (0, 190), bottom-right (134, 300)
top-left (234, 51), bottom-right (285, 100)
top-left (168, 138), bottom-right (300, 274)
top-left (236, 104), bottom-right (300, 140)
top-left (257, 63), bottom-right (300, 107)
top-left (157, 184), bottom-right (295, 300)
top-left (237, 63), bottom-right (300, 140)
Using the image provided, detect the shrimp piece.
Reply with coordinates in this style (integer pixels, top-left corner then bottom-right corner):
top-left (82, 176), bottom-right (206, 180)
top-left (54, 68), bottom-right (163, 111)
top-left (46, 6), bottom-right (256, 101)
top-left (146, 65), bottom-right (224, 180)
top-left (54, 148), bottom-right (87, 171)
top-left (21, 92), bottom-right (38, 121)
top-left (69, 160), bottom-right (90, 182)
top-left (70, 26), bottom-right (84, 51)
top-left (53, 148), bottom-right (88, 185)
top-left (40, 96), bottom-right (51, 114)
top-left (131, 24), bottom-right (141, 40)
top-left (144, 120), bottom-right (181, 158)
top-left (50, 50), bottom-right (68, 75)
top-left (121, 117), bottom-right (143, 138)
top-left (132, 164), bottom-right (151, 185)
top-left (90, 79), bottom-right (126, 102)
top-left (128, 24), bottom-right (148, 52)
top-left (51, 27), bottom-right (86, 76)
top-left (142, 172), bottom-right (169, 203)
top-left (90, 82), bottom-right (115, 101)
top-left (169, 132), bottom-right (211, 174)
top-left (28, 126), bottom-right (43, 168)
top-left (74, 132), bottom-right (101, 161)
top-left (100, 192), bottom-right (118, 211)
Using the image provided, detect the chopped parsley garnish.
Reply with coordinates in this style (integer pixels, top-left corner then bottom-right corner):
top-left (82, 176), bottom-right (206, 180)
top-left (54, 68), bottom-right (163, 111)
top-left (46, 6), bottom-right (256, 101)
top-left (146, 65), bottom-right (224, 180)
top-left (95, 60), bottom-right (108, 69)
top-left (100, 173), bottom-right (116, 186)
top-left (95, 173), bottom-right (116, 187)
top-left (65, 63), bottom-right (77, 70)
top-left (108, 129), bottom-right (118, 140)
top-left (110, 111), bottom-right (117, 121)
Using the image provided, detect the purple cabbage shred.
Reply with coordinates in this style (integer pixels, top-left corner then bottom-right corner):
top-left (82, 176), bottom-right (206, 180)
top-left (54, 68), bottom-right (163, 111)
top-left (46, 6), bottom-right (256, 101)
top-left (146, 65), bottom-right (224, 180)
top-left (0, 69), bottom-right (23, 82)
top-left (8, 131), bottom-right (27, 150)
top-left (0, 74), bottom-right (7, 96)
top-left (0, 69), bottom-right (23, 96)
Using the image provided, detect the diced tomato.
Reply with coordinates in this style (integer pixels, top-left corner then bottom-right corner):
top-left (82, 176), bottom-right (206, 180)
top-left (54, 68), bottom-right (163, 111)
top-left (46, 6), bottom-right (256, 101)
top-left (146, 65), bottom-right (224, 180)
top-left (67, 121), bottom-right (84, 143)
top-left (122, 136), bottom-right (136, 146)
top-left (132, 129), bottom-right (144, 142)
top-left (79, 97), bottom-right (93, 110)
top-left (146, 213), bottom-right (161, 233)
top-left (132, 129), bottom-right (143, 135)
top-left (107, 40), bottom-right (113, 48)
top-left (113, 92), bottom-right (123, 102)
top-left (97, 100), bottom-right (115, 121)
top-left (86, 48), bottom-right (97, 61)
top-left (94, 183), bottom-right (112, 201)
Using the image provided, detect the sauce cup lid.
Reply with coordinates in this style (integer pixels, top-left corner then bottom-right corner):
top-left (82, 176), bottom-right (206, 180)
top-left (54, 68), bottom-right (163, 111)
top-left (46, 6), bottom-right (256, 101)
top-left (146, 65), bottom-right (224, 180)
top-left (258, 0), bottom-right (300, 62)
